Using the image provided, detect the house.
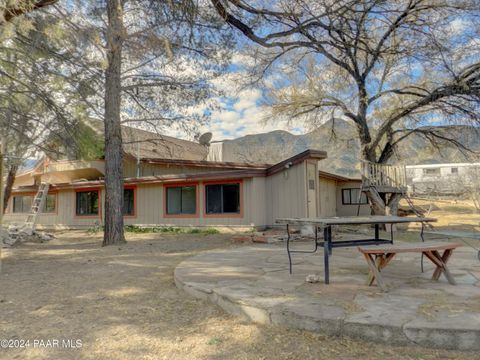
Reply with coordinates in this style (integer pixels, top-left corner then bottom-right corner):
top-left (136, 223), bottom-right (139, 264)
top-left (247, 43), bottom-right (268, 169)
top-left (4, 124), bottom-right (370, 230)
top-left (406, 163), bottom-right (480, 195)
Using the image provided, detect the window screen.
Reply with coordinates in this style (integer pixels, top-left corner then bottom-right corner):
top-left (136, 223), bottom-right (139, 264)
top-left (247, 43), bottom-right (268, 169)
top-left (43, 194), bottom-right (56, 213)
top-left (342, 189), bottom-right (368, 205)
top-left (424, 168), bottom-right (440, 175)
top-left (123, 188), bottom-right (135, 216)
top-left (76, 191), bottom-right (99, 216)
top-left (205, 183), bottom-right (240, 214)
top-left (13, 196), bottom-right (32, 213)
top-left (166, 186), bottom-right (196, 215)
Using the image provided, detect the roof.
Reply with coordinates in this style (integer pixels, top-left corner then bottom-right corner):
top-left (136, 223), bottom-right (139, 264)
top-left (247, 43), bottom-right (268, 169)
top-left (18, 159), bottom-right (39, 173)
top-left (266, 150), bottom-right (327, 176)
top-left (43, 170), bottom-right (267, 190)
top-left (406, 163), bottom-right (480, 169)
top-left (141, 158), bottom-right (271, 170)
top-left (122, 126), bottom-right (208, 161)
top-left (13, 149), bottom-right (329, 191)
top-left (85, 119), bottom-right (208, 161)
top-left (318, 170), bottom-right (359, 182)
top-left (16, 157), bottom-right (46, 177)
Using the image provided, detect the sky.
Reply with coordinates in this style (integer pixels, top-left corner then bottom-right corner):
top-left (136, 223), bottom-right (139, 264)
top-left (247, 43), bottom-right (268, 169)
top-left (198, 87), bottom-right (305, 141)
top-left (171, 54), bottom-right (307, 142)
top-left (150, 9), bottom-right (479, 143)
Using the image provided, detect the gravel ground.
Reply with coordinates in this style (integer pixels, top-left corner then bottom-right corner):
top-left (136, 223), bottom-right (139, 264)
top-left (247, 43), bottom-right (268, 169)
top-left (0, 231), bottom-right (476, 360)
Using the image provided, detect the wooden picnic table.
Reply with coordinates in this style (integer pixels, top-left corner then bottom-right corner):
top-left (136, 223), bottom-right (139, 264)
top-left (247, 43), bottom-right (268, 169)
top-left (358, 241), bottom-right (461, 291)
top-left (276, 216), bottom-right (437, 284)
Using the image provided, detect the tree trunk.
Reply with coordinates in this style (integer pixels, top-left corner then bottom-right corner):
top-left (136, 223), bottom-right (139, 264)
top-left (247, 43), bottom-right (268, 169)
top-left (3, 164), bottom-right (18, 213)
top-left (103, 0), bottom-right (126, 246)
top-left (365, 187), bottom-right (385, 215)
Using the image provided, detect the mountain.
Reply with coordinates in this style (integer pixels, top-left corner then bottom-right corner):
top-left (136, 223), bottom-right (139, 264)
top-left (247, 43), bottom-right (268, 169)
top-left (221, 120), bottom-right (480, 177)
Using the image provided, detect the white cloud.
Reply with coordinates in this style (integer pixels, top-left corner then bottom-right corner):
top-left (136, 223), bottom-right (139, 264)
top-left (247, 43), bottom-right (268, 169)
top-left (231, 53), bottom-right (257, 68)
top-left (163, 66), bottom-right (306, 141)
top-left (233, 89), bottom-right (262, 112)
top-left (449, 18), bottom-right (470, 36)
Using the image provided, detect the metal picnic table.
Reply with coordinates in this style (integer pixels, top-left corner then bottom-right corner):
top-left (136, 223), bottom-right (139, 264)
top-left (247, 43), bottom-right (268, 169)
top-left (275, 216), bottom-right (437, 284)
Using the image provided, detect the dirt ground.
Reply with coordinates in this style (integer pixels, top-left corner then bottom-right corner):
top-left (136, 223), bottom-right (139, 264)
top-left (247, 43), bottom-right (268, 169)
top-left (402, 198), bottom-right (479, 230)
top-left (0, 231), bottom-right (477, 360)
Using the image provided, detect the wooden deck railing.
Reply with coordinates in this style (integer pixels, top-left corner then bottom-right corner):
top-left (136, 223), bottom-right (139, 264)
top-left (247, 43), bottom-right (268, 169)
top-left (361, 161), bottom-right (407, 189)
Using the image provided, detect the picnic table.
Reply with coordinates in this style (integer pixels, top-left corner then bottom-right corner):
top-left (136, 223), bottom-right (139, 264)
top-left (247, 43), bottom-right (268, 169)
top-left (276, 216), bottom-right (437, 284)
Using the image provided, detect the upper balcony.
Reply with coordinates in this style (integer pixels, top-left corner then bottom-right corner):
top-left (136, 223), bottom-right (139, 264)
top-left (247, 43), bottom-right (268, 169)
top-left (361, 161), bottom-right (407, 193)
top-left (37, 159), bottom-right (105, 184)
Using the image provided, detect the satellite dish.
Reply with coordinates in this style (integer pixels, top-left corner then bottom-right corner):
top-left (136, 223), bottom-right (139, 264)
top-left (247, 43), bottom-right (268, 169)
top-left (199, 132), bottom-right (213, 146)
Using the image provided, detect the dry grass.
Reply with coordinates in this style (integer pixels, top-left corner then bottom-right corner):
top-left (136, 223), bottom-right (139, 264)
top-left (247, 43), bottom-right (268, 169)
top-left (417, 294), bottom-right (480, 320)
top-left (402, 198), bottom-right (479, 230)
top-left (0, 231), bottom-right (477, 360)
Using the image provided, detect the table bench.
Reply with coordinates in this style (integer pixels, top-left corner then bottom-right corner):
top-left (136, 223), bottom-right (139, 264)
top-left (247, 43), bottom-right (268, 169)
top-left (358, 241), bottom-right (462, 291)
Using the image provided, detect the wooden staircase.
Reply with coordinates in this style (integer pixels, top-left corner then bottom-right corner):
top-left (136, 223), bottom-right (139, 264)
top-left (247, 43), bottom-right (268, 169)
top-left (358, 161), bottom-right (407, 216)
top-left (22, 183), bottom-right (50, 235)
top-left (358, 161), bottom-right (434, 226)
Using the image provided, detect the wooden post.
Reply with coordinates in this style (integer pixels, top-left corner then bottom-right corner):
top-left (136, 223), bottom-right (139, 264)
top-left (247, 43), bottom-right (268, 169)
top-left (0, 139), bottom-right (4, 274)
top-left (0, 139), bottom-right (4, 225)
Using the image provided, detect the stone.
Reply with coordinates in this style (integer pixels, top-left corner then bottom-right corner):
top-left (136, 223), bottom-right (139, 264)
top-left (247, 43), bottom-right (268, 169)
top-left (404, 312), bottom-right (480, 350)
top-left (265, 235), bottom-right (285, 243)
top-left (0, 228), bottom-right (10, 242)
top-left (232, 235), bottom-right (252, 243)
top-left (262, 229), bottom-right (285, 236)
top-left (175, 242), bottom-right (480, 351)
top-left (37, 232), bottom-right (54, 241)
top-left (305, 274), bottom-right (320, 283)
top-left (252, 235), bottom-right (268, 243)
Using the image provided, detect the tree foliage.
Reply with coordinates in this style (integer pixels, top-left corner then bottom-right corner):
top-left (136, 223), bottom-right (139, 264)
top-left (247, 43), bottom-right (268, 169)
top-left (0, 8), bottom-right (98, 209)
top-left (45, 0), bottom-right (234, 245)
top-left (0, 0), bottom-right (58, 25)
top-left (211, 0), bottom-right (480, 164)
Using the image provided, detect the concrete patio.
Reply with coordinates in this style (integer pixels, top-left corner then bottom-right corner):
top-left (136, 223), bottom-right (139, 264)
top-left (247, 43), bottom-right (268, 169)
top-left (175, 239), bottom-right (480, 350)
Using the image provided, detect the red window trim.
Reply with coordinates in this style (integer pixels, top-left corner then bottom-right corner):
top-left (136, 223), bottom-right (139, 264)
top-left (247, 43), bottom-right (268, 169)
top-left (203, 179), bottom-right (244, 218)
top-left (163, 182), bottom-right (200, 218)
top-left (74, 188), bottom-right (102, 219)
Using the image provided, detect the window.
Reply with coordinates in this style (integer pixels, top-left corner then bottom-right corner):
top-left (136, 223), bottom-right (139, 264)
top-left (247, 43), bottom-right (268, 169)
top-left (123, 188), bottom-right (135, 216)
top-left (13, 195), bottom-right (32, 213)
top-left (166, 185), bottom-right (196, 215)
top-left (76, 190), bottom-right (99, 216)
top-left (423, 168), bottom-right (440, 175)
top-left (451, 167), bottom-right (458, 174)
top-left (43, 194), bottom-right (56, 213)
top-left (205, 182), bottom-right (240, 215)
top-left (342, 189), bottom-right (368, 205)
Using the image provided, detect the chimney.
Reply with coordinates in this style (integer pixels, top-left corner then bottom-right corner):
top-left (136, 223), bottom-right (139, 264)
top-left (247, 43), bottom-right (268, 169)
top-left (207, 142), bottom-right (224, 162)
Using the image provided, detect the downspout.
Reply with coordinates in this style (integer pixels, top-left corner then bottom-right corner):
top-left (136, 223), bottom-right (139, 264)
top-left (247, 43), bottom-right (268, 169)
top-left (136, 138), bottom-right (140, 178)
top-left (0, 139), bottom-right (4, 223)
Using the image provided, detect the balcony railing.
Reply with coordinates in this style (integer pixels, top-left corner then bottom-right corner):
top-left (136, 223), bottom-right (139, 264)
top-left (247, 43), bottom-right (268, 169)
top-left (361, 161), bottom-right (407, 190)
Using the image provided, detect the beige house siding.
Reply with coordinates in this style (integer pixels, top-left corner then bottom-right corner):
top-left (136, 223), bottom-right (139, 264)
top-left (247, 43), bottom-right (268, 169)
top-left (4, 189), bottom-right (106, 228)
top-left (5, 153), bottom-right (335, 230)
top-left (12, 174), bottom-right (35, 188)
top-left (265, 162), bottom-right (307, 225)
top-left (127, 180), bottom-right (259, 227)
top-left (5, 178), bottom-right (268, 230)
top-left (318, 177), bottom-right (337, 217)
top-left (336, 180), bottom-right (370, 216)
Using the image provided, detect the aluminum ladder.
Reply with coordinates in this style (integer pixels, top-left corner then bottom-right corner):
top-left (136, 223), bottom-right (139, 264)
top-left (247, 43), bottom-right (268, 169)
top-left (22, 183), bottom-right (50, 235)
